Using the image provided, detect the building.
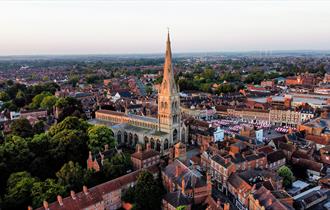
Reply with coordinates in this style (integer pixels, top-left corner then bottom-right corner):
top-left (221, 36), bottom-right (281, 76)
top-left (249, 186), bottom-right (293, 210)
top-left (162, 159), bottom-right (212, 205)
top-left (131, 143), bottom-right (160, 170)
top-left (91, 33), bottom-right (188, 155)
top-left (35, 166), bottom-right (158, 210)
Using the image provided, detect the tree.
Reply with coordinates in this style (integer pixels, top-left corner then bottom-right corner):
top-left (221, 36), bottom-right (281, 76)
top-left (40, 95), bottom-right (57, 111)
top-left (54, 97), bottom-right (85, 122)
top-left (50, 129), bottom-right (88, 168)
top-left (0, 136), bottom-right (34, 190)
top-left (176, 206), bottom-right (188, 210)
top-left (33, 120), bottom-right (45, 134)
top-left (278, 166), bottom-right (294, 187)
top-left (102, 153), bottom-right (132, 179)
top-left (134, 171), bottom-right (163, 210)
top-left (29, 92), bottom-right (52, 109)
top-left (3, 171), bottom-right (37, 210)
top-left (87, 125), bottom-right (116, 153)
top-left (10, 118), bottom-right (33, 138)
top-left (68, 75), bottom-right (79, 87)
top-left (0, 91), bottom-right (10, 101)
top-left (49, 116), bottom-right (89, 136)
top-left (56, 161), bottom-right (85, 191)
top-left (31, 179), bottom-right (66, 208)
top-left (202, 68), bottom-right (215, 81)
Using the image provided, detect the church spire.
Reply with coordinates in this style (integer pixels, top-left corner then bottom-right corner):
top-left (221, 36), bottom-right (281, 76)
top-left (161, 30), bottom-right (177, 95)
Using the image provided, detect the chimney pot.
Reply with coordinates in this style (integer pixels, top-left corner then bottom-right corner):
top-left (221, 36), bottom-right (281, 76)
top-left (104, 144), bottom-right (109, 151)
top-left (268, 198), bottom-right (273, 206)
top-left (136, 144), bottom-right (142, 153)
top-left (146, 143), bottom-right (151, 151)
top-left (175, 165), bottom-right (181, 177)
top-left (57, 195), bottom-right (63, 206)
top-left (70, 190), bottom-right (76, 200)
top-left (181, 177), bottom-right (185, 194)
top-left (28, 206), bottom-right (33, 210)
top-left (43, 201), bottom-right (49, 210)
top-left (83, 186), bottom-right (88, 195)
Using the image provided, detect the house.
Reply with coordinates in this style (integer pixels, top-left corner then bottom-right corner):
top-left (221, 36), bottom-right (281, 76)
top-left (162, 159), bottom-right (211, 204)
top-left (294, 189), bottom-right (329, 210)
top-left (35, 166), bottom-right (159, 210)
top-left (131, 143), bottom-right (160, 170)
top-left (248, 186), bottom-right (293, 210)
top-left (267, 150), bottom-right (286, 170)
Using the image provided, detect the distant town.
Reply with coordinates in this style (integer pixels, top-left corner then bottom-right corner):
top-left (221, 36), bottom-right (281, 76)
top-left (0, 34), bottom-right (330, 210)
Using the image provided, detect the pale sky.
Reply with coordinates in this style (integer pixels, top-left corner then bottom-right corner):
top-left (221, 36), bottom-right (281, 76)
top-left (0, 0), bottom-right (330, 55)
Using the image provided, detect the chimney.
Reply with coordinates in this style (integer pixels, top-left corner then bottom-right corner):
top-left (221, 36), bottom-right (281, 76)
top-left (99, 152), bottom-right (104, 165)
top-left (217, 199), bottom-right (221, 208)
top-left (70, 190), bottom-right (76, 200)
top-left (224, 203), bottom-right (230, 210)
top-left (57, 195), bottom-right (63, 206)
top-left (28, 206), bottom-right (33, 210)
top-left (267, 199), bottom-right (273, 206)
top-left (88, 151), bottom-right (93, 160)
top-left (146, 143), bottom-right (151, 151)
top-left (43, 201), bottom-right (49, 210)
top-left (83, 186), bottom-right (88, 195)
top-left (104, 144), bottom-right (109, 151)
top-left (181, 177), bottom-right (185, 194)
top-left (175, 165), bottom-right (181, 177)
top-left (136, 144), bottom-right (142, 153)
top-left (224, 158), bottom-right (229, 164)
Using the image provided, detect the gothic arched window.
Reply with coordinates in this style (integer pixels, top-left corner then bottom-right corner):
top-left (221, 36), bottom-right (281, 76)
top-left (173, 129), bottom-right (178, 141)
top-left (164, 139), bottom-right (169, 150)
top-left (117, 131), bottom-right (122, 144)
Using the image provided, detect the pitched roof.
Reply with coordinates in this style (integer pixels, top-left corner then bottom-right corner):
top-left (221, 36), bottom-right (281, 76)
top-left (163, 191), bottom-right (192, 208)
top-left (131, 149), bottom-right (159, 160)
top-left (36, 166), bottom-right (159, 210)
top-left (267, 150), bottom-right (286, 164)
top-left (211, 154), bottom-right (232, 168)
top-left (252, 186), bottom-right (290, 210)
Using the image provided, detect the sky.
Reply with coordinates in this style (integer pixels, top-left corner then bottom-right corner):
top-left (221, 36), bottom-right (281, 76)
top-left (0, 0), bottom-right (330, 55)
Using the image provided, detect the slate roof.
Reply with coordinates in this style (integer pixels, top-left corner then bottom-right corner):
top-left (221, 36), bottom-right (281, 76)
top-left (163, 191), bottom-right (193, 207)
top-left (267, 150), bottom-right (286, 164)
top-left (211, 154), bottom-right (232, 168)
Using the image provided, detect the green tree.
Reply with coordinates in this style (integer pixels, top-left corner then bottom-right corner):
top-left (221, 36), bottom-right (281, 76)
top-left (176, 206), bottom-right (188, 210)
top-left (0, 91), bottom-right (10, 101)
top-left (102, 153), bottom-right (132, 179)
top-left (134, 171), bottom-right (163, 210)
top-left (50, 129), bottom-right (88, 168)
top-left (3, 171), bottom-right (37, 210)
top-left (40, 95), bottom-right (57, 111)
top-left (49, 116), bottom-right (89, 136)
top-left (33, 120), bottom-right (45, 134)
top-left (31, 179), bottom-right (66, 208)
top-left (56, 161), bottom-right (85, 191)
top-left (10, 118), bottom-right (33, 138)
top-left (87, 125), bottom-right (116, 153)
top-left (29, 92), bottom-right (52, 109)
top-left (278, 166), bottom-right (294, 187)
top-left (54, 97), bottom-right (85, 122)
top-left (202, 68), bottom-right (215, 81)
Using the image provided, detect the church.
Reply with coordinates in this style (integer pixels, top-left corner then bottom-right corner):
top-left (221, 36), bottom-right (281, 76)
top-left (93, 32), bottom-right (188, 155)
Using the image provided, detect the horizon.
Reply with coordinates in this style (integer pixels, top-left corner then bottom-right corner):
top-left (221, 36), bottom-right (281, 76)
top-left (1, 0), bottom-right (330, 55)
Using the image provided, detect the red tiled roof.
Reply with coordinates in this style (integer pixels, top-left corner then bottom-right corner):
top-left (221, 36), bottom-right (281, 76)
top-left (36, 165), bottom-right (159, 210)
top-left (131, 150), bottom-right (159, 160)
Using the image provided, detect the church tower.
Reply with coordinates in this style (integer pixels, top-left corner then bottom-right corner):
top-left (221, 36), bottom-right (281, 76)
top-left (158, 31), bottom-right (181, 145)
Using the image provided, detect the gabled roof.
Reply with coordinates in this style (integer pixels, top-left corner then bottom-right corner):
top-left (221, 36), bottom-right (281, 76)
top-left (267, 150), bottom-right (286, 164)
top-left (163, 191), bottom-right (192, 207)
